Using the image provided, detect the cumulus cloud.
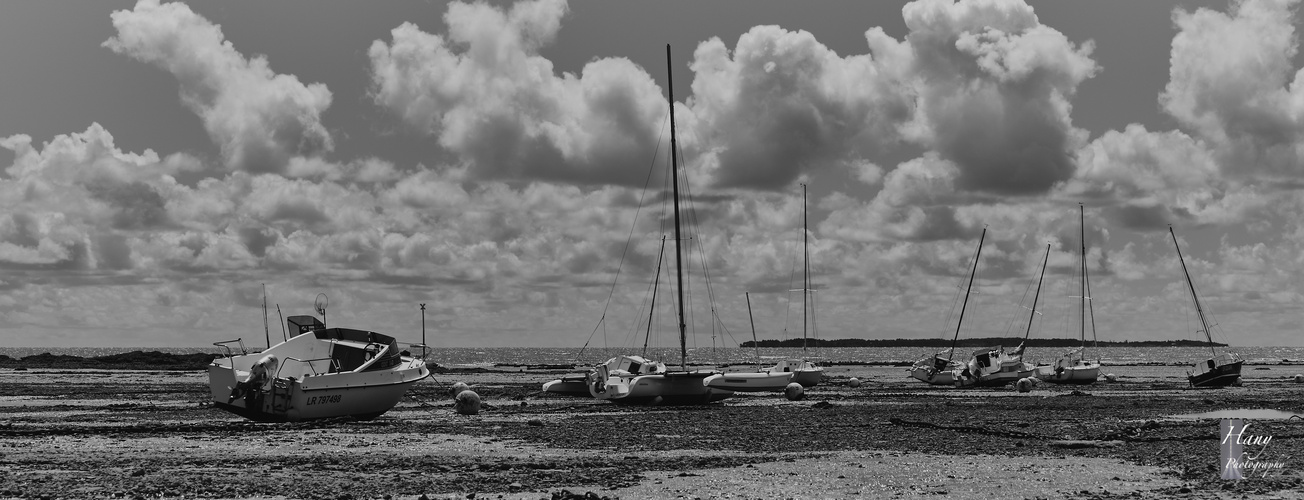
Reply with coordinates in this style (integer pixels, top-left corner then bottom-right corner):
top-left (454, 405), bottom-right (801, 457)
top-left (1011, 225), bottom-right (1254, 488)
top-left (1161, 0), bottom-right (1304, 178)
top-left (369, 0), bottom-right (667, 185)
top-left (903, 0), bottom-right (1098, 194)
top-left (105, 0), bottom-right (333, 173)
top-left (683, 25), bottom-right (916, 189)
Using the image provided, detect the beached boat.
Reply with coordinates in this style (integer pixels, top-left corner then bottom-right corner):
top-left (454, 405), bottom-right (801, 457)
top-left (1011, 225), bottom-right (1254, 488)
top-left (909, 227), bottom-right (985, 386)
top-left (1036, 205), bottom-right (1101, 385)
top-left (705, 293), bottom-right (795, 392)
top-left (763, 183), bottom-right (824, 388)
top-left (541, 374), bottom-right (592, 397)
top-left (953, 229), bottom-right (1035, 388)
top-left (209, 314), bottom-right (430, 422)
top-left (1169, 226), bottom-right (1243, 388)
top-left (586, 45), bottom-right (731, 405)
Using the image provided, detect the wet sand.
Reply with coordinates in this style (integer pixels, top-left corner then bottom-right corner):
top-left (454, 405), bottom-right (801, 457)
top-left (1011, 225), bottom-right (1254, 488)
top-left (1, 363), bottom-right (1302, 499)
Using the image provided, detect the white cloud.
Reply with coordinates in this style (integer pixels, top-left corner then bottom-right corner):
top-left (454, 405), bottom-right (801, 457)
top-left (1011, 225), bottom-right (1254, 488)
top-left (105, 0), bottom-right (333, 173)
top-left (368, 0), bottom-right (667, 185)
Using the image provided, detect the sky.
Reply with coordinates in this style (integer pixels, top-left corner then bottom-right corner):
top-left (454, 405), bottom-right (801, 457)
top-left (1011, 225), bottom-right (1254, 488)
top-left (1, 0), bottom-right (1302, 349)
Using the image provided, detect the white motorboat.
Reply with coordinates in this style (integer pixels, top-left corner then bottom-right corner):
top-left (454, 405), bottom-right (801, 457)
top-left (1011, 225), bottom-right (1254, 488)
top-left (209, 315), bottom-right (429, 422)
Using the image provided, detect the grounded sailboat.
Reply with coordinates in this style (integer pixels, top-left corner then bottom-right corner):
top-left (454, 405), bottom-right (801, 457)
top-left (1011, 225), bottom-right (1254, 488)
top-left (762, 183), bottom-right (824, 388)
top-left (1036, 204), bottom-right (1101, 385)
top-left (953, 229), bottom-right (1036, 388)
top-left (585, 44), bottom-right (732, 405)
top-left (704, 293), bottom-right (795, 392)
top-left (908, 227), bottom-right (987, 386)
top-left (1169, 226), bottom-right (1243, 388)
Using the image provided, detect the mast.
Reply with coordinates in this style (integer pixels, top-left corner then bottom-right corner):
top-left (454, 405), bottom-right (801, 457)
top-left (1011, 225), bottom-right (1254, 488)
top-left (667, 44), bottom-right (688, 371)
top-left (644, 236), bottom-right (667, 358)
top-left (1169, 226), bottom-right (1217, 357)
top-left (1023, 244), bottom-right (1050, 342)
top-left (262, 283), bottom-right (270, 349)
top-left (746, 292), bottom-right (760, 370)
top-left (802, 183), bottom-right (809, 353)
top-left (948, 227), bottom-right (986, 362)
top-left (1081, 204), bottom-right (1099, 357)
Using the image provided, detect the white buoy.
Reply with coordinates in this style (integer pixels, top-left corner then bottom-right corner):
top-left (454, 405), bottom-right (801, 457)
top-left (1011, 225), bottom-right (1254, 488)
top-left (784, 382), bottom-right (805, 401)
top-left (454, 390), bottom-right (481, 415)
top-left (1104, 373), bottom-right (1117, 382)
top-left (1293, 374), bottom-right (1303, 383)
top-left (1015, 377), bottom-right (1034, 393)
top-left (1232, 377), bottom-right (1243, 387)
top-left (451, 382), bottom-right (470, 398)
top-left (847, 377), bottom-right (862, 388)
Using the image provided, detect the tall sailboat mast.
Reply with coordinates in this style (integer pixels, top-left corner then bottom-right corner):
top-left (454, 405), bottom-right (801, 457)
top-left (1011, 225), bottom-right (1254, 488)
top-left (802, 183), bottom-right (809, 353)
top-left (262, 283), bottom-right (270, 349)
top-left (1024, 244), bottom-right (1050, 342)
top-left (948, 227), bottom-right (986, 362)
top-left (1169, 226), bottom-right (1217, 357)
top-left (666, 44), bottom-right (688, 371)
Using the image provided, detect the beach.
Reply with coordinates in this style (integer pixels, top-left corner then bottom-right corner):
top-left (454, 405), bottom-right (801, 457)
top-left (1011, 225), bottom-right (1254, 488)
top-left (1, 362), bottom-right (1302, 499)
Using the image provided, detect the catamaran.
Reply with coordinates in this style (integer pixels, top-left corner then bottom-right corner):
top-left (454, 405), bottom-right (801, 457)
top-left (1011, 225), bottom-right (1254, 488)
top-left (1169, 226), bottom-right (1243, 388)
top-left (1036, 204), bottom-right (1101, 385)
top-left (585, 44), bottom-right (732, 405)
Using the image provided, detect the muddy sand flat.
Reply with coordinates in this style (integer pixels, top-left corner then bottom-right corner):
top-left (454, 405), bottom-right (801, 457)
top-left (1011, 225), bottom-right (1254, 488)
top-left (1, 365), bottom-right (1301, 499)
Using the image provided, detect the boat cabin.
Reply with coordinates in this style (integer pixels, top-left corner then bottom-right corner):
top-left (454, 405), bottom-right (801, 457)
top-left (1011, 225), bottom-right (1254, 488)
top-left (288, 316), bottom-right (325, 337)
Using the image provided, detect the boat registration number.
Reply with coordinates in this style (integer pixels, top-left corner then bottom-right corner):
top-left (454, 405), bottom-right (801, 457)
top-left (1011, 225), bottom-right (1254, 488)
top-left (307, 395), bottom-right (342, 406)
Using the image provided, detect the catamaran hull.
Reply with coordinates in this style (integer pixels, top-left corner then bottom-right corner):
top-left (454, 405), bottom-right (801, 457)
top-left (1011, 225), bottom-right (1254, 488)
top-left (209, 360), bottom-right (428, 422)
top-left (591, 372), bottom-right (732, 405)
top-left (908, 366), bottom-right (956, 386)
top-left (1035, 364), bottom-right (1100, 385)
top-left (542, 375), bottom-right (592, 397)
top-left (704, 371), bottom-right (793, 392)
top-left (1190, 361), bottom-right (1243, 388)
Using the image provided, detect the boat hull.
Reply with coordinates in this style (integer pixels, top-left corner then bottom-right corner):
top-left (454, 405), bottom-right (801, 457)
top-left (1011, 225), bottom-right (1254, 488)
top-left (1189, 360), bottom-right (1243, 388)
top-left (908, 366), bottom-right (956, 385)
top-left (591, 370), bottom-right (732, 405)
top-left (542, 374), bottom-right (592, 397)
top-left (765, 359), bottom-right (823, 388)
top-left (209, 358), bottom-right (429, 422)
top-left (703, 371), bottom-right (793, 392)
top-left (1035, 363), bottom-right (1100, 385)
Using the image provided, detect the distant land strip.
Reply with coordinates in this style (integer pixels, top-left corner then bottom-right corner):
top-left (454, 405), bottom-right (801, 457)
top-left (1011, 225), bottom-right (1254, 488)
top-left (740, 338), bottom-right (1228, 348)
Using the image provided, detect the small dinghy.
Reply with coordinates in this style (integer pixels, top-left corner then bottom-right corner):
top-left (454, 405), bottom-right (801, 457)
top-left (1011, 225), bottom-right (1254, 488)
top-left (209, 315), bottom-right (429, 422)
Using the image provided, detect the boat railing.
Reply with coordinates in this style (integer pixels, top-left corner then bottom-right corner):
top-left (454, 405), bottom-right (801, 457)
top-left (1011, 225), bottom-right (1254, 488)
top-left (276, 356), bottom-right (340, 379)
top-left (213, 339), bottom-right (248, 358)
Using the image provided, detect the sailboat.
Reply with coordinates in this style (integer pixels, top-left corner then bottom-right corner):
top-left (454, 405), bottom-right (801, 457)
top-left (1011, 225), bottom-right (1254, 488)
top-left (1169, 226), bottom-right (1243, 388)
top-left (761, 184), bottom-right (824, 388)
top-left (952, 229), bottom-right (1035, 388)
top-left (909, 228), bottom-right (986, 385)
top-left (703, 293), bottom-right (795, 392)
top-left (1036, 204), bottom-right (1101, 384)
top-left (585, 44), bottom-right (732, 405)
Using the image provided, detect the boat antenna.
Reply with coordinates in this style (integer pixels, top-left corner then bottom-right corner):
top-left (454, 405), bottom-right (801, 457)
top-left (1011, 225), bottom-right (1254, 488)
top-left (262, 283), bottom-right (271, 349)
top-left (949, 226), bottom-right (986, 362)
top-left (1024, 243), bottom-right (1050, 342)
top-left (746, 292), bottom-right (760, 370)
top-left (420, 303), bottom-right (427, 348)
top-left (315, 293), bottom-right (329, 328)
top-left (667, 44), bottom-right (688, 371)
top-left (1169, 225), bottom-right (1217, 357)
top-left (276, 304), bottom-right (287, 341)
top-left (644, 235), bottom-right (667, 358)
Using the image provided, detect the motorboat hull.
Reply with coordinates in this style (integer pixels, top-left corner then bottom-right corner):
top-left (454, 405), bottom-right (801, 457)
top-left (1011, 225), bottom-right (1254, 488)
top-left (703, 371), bottom-right (793, 392)
top-left (909, 355), bottom-right (961, 386)
top-left (209, 358), bottom-right (428, 422)
top-left (765, 359), bottom-right (822, 388)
